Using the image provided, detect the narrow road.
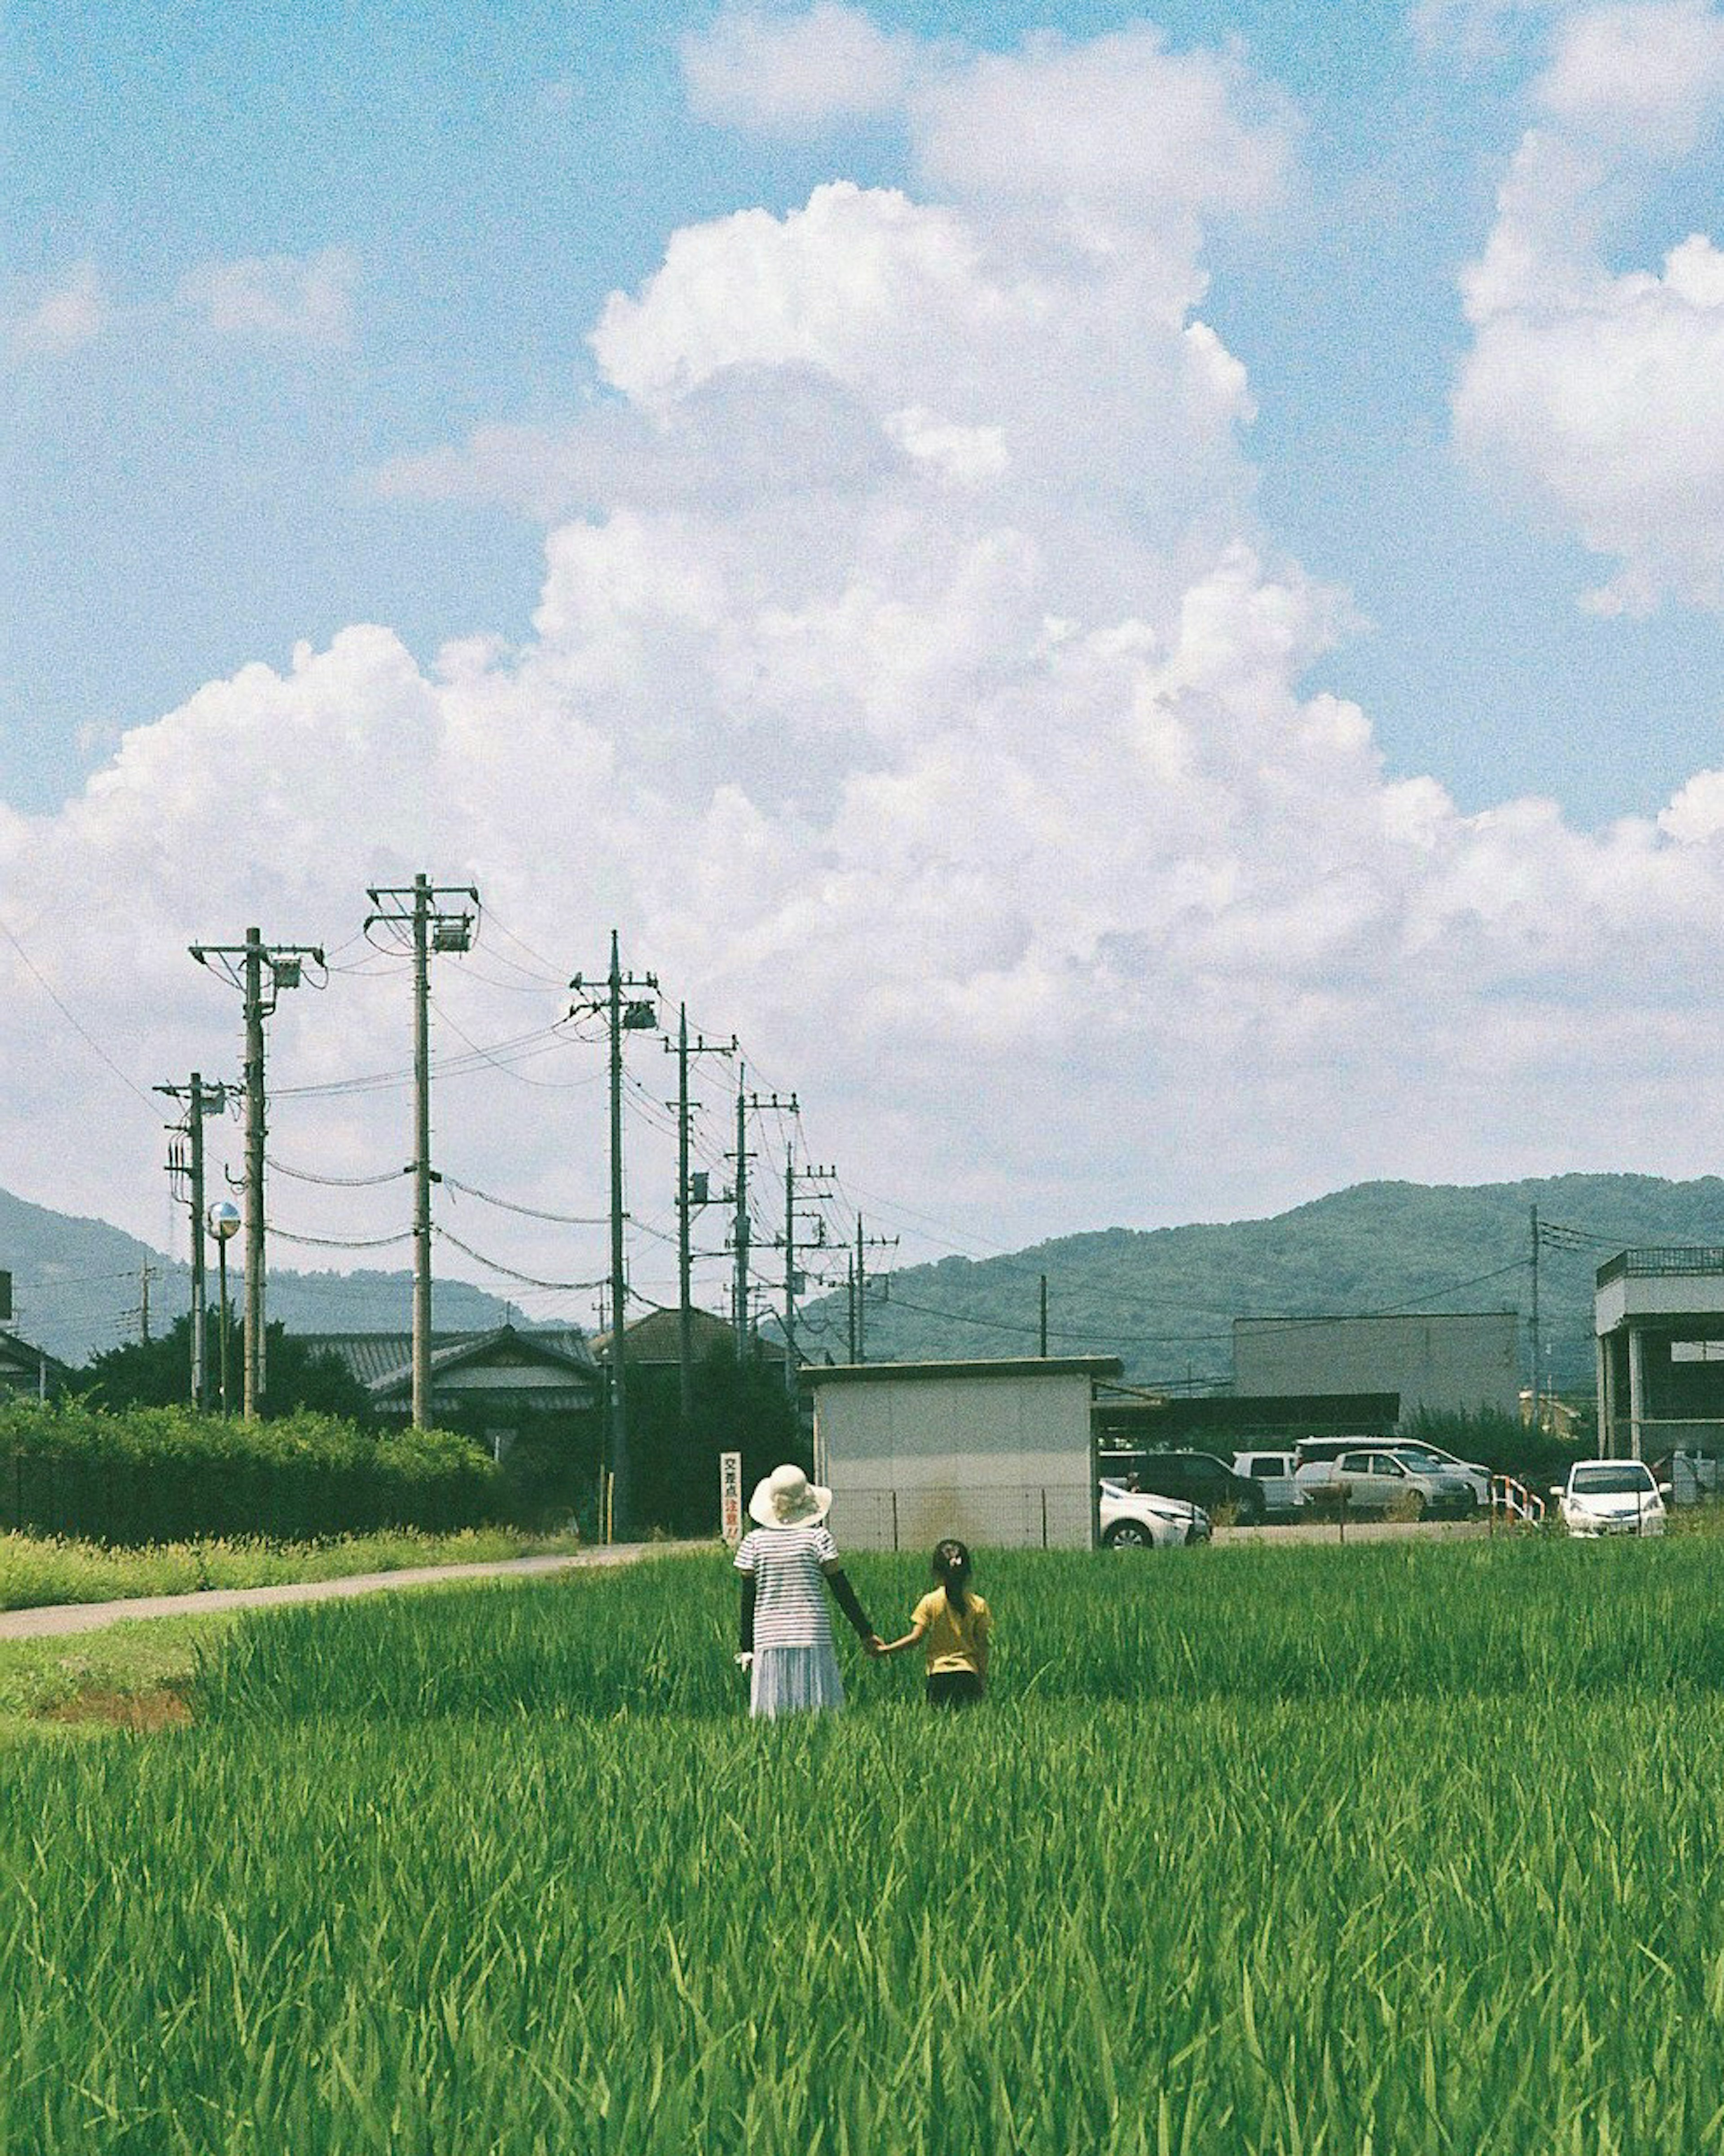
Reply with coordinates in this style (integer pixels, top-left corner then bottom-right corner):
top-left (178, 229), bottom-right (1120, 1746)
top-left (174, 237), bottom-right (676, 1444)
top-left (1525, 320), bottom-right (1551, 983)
top-left (0, 1541), bottom-right (708, 1640)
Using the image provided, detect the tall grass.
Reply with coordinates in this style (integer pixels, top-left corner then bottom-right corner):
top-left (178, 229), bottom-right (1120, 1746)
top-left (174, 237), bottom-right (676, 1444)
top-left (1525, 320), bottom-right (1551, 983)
top-left (5, 1540), bottom-right (1724, 2152)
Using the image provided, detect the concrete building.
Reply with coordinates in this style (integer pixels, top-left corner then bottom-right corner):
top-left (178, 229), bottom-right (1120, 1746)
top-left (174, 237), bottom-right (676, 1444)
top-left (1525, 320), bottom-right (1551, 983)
top-left (1232, 1311), bottom-right (1519, 1422)
top-left (1595, 1248), bottom-right (1724, 1460)
top-left (805, 1355), bottom-right (1121, 1552)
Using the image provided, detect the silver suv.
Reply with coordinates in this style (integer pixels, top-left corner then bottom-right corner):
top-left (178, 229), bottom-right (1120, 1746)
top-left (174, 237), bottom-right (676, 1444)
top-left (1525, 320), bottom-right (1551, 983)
top-left (1294, 1446), bottom-right (1478, 1519)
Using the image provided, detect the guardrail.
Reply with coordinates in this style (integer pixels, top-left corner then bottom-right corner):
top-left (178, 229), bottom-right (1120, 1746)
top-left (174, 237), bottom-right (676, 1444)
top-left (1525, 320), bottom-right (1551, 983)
top-left (1489, 1473), bottom-right (1546, 1527)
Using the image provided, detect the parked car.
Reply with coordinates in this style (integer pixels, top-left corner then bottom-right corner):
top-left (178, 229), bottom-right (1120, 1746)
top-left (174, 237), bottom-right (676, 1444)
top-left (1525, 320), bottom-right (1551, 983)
top-left (1293, 1435), bottom-right (1394, 1468)
top-left (1384, 1442), bottom-right (1490, 1509)
top-left (1231, 1450), bottom-right (1311, 1518)
top-left (1104, 1451), bottom-right (1267, 1525)
top-left (1098, 1480), bottom-right (1211, 1549)
top-left (1294, 1446), bottom-right (1478, 1519)
top-left (1553, 1459), bottom-right (1668, 1537)
top-left (1385, 1439), bottom-right (1490, 1501)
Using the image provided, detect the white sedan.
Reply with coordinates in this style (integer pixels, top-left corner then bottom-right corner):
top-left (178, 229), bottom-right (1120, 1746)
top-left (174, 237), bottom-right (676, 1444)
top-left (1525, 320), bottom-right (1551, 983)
top-left (1099, 1479), bottom-right (1210, 1549)
top-left (1555, 1459), bottom-right (1668, 1537)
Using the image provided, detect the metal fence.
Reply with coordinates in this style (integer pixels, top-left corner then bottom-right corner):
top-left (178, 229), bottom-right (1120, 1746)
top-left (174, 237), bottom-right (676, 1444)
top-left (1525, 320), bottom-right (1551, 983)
top-left (1596, 1248), bottom-right (1724, 1284)
top-left (829, 1485), bottom-right (1094, 1553)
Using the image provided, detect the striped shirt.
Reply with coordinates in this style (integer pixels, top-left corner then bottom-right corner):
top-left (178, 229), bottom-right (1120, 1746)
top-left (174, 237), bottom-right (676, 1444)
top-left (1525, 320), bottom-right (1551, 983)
top-left (734, 1522), bottom-right (839, 1649)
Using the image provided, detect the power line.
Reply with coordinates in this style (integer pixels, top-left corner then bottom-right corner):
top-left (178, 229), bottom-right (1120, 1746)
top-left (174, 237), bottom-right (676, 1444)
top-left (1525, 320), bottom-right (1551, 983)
top-left (272, 1023), bottom-right (576, 1100)
top-left (0, 918), bottom-right (159, 1112)
top-left (440, 1175), bottom-right (607, 1226)
top-left (432, 1223), bottom-right (607, 1294)
top-left (477, 907), bottom-right (569, 984)
top-left (271, 1227), bottom-right (415, 1252)
top-left (426, 1000), bottom-right (601, 1091)
top-left (266, 1154), bottom-right (405, 1189)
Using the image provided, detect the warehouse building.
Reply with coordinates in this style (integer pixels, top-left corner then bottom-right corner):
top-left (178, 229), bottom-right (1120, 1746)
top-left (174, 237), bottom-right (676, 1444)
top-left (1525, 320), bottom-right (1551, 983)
top-left (1231, 1310), bottom-right (1519, 1421)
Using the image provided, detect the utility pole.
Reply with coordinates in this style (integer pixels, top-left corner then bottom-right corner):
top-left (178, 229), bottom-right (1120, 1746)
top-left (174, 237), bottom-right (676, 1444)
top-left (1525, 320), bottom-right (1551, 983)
top-left (853, 1214), bottom-right (897, 1364)
top-left (732, 1076), bottom-right (796, 1363)
top-left (1039, 1273), bottom-right (1049, 1359)
top-left (190, 930), bottom-right (324, 1417)
top-left (365, 876), bottom-right (479, 1429)
top-left (570, 932), bottom-right (658, 1539)
top-left (158, 1071), bottom-right (234, 1408)
top-left (1529, 1203), bottom-right (1541, 1439)
top-left (138, 1262), bottom-right (157, 1345)
top-left (782, 1151), bottom-right (835, 1397)
top-left (242, 932), bottom-right (264, 1411)
top-left (665, 1006), bottom-right (734, 1424)
top-left (731, 1066), bottom-right (752, 1360)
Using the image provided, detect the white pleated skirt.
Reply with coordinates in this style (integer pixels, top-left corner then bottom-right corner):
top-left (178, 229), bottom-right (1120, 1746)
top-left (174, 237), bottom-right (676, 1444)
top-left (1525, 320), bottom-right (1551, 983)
top-left (750, 1641), bottom-right (845, 1718)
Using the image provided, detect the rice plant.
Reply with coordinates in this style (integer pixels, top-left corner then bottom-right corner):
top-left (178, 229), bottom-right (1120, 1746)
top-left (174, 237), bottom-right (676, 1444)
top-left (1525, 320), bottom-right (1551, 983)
top-left (4, 1539), bottom-right (1724, 2152)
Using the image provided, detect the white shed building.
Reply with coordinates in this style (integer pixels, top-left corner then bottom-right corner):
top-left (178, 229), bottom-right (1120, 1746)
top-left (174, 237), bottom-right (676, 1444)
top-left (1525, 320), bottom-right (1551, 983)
top-left (806, 1356), bottom-right (1122, 1552)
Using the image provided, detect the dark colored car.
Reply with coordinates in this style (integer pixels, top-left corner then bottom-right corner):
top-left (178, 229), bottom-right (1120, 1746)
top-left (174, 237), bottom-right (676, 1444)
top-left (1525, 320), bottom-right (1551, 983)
top-left (1100, 1450), bottom-right (1267, 1525)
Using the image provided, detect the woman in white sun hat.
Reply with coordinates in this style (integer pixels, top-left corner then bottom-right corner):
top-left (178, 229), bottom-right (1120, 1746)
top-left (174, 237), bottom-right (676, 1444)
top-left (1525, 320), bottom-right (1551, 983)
top-left (734, 1463), bottom-right (882, 1718)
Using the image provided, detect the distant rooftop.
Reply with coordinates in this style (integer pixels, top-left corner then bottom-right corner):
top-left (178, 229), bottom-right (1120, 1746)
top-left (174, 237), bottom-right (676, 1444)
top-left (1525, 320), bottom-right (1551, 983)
top-left (1596, 1248), bottom-right (1724, 1288)
top-left (802, 1356), bottom-right (1124, 1387)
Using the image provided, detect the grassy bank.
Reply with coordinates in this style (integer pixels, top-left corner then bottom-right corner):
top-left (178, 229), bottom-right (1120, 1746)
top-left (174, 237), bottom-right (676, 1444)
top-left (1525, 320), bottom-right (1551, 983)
top-left (0, 1524), bottom-right (582, 1613)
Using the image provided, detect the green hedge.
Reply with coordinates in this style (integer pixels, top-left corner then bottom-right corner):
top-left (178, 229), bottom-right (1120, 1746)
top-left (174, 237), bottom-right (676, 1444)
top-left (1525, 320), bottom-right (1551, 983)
top-left (0, 1401), bottom-right (502, 1546)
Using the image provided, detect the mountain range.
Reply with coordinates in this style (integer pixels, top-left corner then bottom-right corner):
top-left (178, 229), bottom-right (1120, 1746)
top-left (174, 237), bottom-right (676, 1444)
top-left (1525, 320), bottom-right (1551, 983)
top-left (7, 1173), bottom-right (1724, 1386)
top-left (0, 1184), bottom-right (516, 1365)
top-left (804, 1173), bottom-right (1724, 1394)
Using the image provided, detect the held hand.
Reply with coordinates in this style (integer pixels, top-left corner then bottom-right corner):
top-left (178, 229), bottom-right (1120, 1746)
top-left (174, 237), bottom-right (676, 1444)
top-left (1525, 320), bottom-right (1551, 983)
top-left (734, 1651), bottom-right (754, 1671)
top-left (864, 1634), bottom-right (886, 1659)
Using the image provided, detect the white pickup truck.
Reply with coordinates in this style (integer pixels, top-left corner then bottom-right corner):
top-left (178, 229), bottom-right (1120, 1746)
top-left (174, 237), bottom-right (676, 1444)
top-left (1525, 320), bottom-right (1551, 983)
top-left (1230, 1450), bottom-right (1310, 1518)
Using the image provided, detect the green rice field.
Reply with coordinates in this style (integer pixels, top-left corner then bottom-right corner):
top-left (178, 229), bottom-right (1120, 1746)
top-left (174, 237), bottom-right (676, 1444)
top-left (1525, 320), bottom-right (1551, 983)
top-left (5, 1538), bottom-right (1724, 2152)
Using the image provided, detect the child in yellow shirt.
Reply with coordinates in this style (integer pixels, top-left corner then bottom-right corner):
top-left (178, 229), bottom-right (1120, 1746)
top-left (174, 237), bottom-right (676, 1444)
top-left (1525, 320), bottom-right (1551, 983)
top-left (879, 1539), bottom-right (991, 1706)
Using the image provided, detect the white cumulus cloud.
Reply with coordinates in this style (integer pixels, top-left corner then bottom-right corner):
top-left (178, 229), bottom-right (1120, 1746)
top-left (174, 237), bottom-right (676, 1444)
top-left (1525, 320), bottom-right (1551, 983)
top-left (1454, 1), bottom-right (1724, 613)
top-left (909, 25), bottom-right (1293, 237)
top-left (12, 11), bottom-right (1724, 1279)
top-left (1535, 0), bottom-right (1724, 148)
top-left (681, 2), bottom-right (915, 134)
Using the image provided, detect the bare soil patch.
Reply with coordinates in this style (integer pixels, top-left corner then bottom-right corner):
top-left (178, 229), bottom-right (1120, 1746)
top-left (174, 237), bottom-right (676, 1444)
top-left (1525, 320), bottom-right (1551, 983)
top-left (46, 1687), bottom-right (193, 1733)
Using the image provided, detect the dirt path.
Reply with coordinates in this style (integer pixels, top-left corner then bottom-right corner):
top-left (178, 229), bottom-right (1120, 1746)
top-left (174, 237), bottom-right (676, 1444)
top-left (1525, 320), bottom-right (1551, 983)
top-left (0, 1541), bottom-right (708, 1640)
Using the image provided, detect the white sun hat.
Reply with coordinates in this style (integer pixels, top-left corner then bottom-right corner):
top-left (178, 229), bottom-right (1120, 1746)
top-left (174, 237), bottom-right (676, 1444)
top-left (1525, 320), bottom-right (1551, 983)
top-left (748, 1462), bottom-right (833, 1529)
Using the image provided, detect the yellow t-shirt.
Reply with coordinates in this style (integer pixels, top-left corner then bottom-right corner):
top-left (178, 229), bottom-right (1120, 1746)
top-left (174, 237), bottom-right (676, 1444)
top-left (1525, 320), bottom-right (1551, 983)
top-left (911, 1588), bottom-right (992, 1675)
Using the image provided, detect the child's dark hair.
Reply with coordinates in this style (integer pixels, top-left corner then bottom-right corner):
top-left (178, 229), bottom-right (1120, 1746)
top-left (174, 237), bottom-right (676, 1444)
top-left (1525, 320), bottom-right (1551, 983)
top-left (933, 1539), bottom-right (973, 1616)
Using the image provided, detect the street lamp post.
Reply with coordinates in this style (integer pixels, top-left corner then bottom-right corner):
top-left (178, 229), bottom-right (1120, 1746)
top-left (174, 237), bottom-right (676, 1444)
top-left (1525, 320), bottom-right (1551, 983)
top-left (209, 1202), bottom-right (241, 1415)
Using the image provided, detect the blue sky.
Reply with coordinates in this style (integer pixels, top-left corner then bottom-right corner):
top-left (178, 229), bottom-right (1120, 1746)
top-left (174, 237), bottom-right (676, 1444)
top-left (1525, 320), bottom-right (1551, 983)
top-left (11, 0), bottom-right (1721, 819)
top-left (8, 0), bottom-right (1724, 1302)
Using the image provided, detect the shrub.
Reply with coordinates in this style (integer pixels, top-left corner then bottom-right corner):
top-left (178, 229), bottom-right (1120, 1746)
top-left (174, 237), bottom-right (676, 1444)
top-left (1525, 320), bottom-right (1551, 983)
top-left (1400, 1404), bottom-right (1588, 1486)
top-left (0, 1400), bottom-right (502, 1545)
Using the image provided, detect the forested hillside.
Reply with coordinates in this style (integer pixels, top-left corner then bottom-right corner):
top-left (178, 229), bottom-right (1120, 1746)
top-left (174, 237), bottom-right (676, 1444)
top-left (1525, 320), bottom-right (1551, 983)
top-left (12, 1172), bottom-right (1724, 1386)
top-left (0, 1186), bottom-right (515, 1364)
top-left (817, 1175), bottom-right (1724, 1392)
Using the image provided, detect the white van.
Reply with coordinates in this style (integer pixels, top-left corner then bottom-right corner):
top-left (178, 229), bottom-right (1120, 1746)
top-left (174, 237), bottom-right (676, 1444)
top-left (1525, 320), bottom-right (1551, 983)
top-left (1231, 1450), bottom-right (1309, 1518)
